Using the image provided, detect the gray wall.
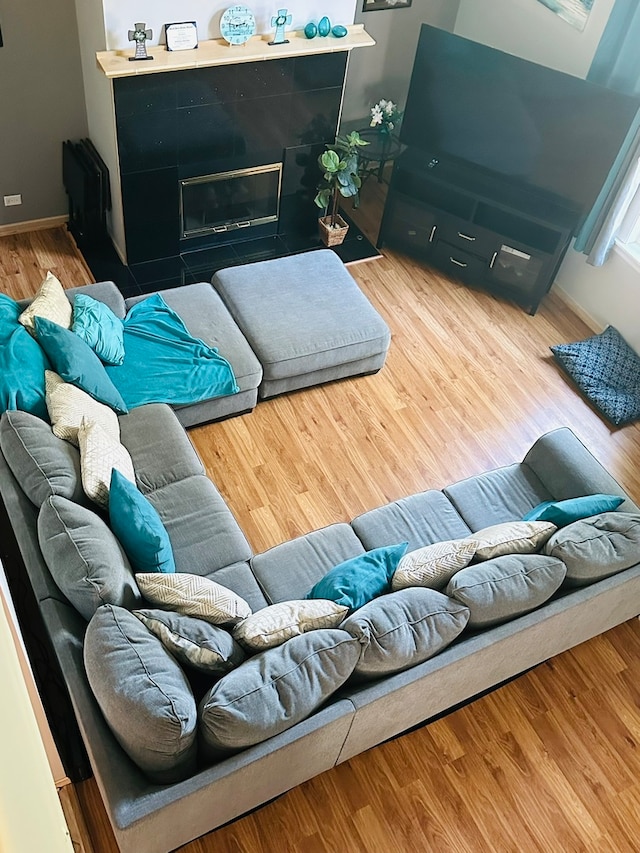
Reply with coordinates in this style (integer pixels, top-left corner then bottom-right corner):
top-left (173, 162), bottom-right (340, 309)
top-left (0, 0), bottom-right (87, 226)
top-left (342, 0), bottom-right (460, 127)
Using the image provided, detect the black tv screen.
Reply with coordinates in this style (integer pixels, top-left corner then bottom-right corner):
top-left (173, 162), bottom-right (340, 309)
top-left (400, 24), bottom-right (640, 215)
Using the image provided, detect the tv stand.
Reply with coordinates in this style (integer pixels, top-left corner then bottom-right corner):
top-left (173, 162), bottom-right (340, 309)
top-left (377, 150), bottom-right (579, 314)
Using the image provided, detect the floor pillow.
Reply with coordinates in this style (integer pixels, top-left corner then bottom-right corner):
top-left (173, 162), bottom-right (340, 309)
top-left (551, 325), bottom-right (640, 426)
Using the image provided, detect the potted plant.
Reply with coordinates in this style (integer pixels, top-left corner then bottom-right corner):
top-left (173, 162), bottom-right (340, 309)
top-left (314, 130), bottom-right (369, 247)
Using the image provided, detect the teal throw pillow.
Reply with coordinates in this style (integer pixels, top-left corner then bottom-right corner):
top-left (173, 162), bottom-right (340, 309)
top-left (305, 542), bottom-right (408, 611)
top-left (0, 294), bottom-right (50, 420)
top-left (34, 315), bottom-right (128, 414)
top-left (523, 494), bottom-right (624, 526)
top-left (108, 469), bottom-right (175, 574)
top-left (72, 293), bottom-right (125, 366)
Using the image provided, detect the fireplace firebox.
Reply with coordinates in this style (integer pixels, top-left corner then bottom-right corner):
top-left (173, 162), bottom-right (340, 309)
top-left (180, 163), bottom-right (282, 239)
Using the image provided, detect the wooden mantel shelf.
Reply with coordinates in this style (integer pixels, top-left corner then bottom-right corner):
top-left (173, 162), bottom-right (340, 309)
top-left (96, 24), bottom-right (374, 78)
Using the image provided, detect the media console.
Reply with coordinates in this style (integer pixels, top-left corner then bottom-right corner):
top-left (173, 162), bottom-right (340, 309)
top-left (377, 149), bottom-right (580, 314)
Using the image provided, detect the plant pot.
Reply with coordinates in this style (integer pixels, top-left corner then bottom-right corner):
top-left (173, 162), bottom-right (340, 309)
top-left (318, 214), bottom-right (349, 247)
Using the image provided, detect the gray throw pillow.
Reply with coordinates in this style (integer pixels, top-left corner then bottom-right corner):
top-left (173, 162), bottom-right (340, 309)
top-left (198, 629), bottom-right (359, 758)
top-left (445, 553), bottom-right (566, 629)
top-left (133, 609), bottom-right (246, 675)
top-left (543, 511), bottom-right (640, 587)
top-left (37, 495), bottom-right (142, 620)
top-left (0, 410), bottom-right (87, 507)
top-left (84, 604), bottom-right (198, 783)
top-left (340, 588), bottom-right (470, 680)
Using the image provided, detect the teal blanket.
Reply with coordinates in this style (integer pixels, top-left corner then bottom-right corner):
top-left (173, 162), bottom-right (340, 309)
top-left (0, 294), bottom-right (50, 420)
top-left (105, 294), bottom-right (238, 408)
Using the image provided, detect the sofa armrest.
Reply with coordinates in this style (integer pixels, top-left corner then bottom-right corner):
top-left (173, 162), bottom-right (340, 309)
top-left (523, 427), bottom-right (638, 512)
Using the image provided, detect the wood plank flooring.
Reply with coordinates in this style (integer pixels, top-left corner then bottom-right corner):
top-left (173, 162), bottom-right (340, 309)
top-left (1, 187), bottom-right (639, 852)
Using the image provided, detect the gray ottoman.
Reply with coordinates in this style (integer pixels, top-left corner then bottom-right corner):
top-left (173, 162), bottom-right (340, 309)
top-left (211, 251), bottom-right (391, 398)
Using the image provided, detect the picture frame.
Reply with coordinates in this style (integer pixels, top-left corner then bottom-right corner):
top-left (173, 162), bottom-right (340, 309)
top-left (362, 0), bottom-right (412, 11)
top-left (164, 21), bottom-right (198, 51)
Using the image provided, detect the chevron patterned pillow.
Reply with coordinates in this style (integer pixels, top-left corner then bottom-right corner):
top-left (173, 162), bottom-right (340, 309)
top-left (391, 539), bottom-right (477, 591)
top-left (136, 572), bottom-right (251, 626)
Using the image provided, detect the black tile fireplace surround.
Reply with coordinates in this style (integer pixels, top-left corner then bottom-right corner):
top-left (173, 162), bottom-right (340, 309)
top-left (87, 51), bottom-right (378, 296)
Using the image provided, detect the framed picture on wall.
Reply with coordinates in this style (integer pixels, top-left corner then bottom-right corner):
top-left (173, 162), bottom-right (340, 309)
top-left (362, 0), bottom-right (412, 11)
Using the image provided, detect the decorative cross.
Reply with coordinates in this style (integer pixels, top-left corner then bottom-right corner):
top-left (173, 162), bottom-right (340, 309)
top-left (269, 9), bottom-right (292, 45)
top-left (128, 23), bottom-right (154, 61)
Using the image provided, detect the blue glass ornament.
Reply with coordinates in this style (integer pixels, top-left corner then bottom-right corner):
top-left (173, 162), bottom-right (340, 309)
top-left (332, 25), bottom-right (347, 38)
top-left (318, 16), bottom-right (331, 37)
top-left (304, 21), bottom-right (317, 39)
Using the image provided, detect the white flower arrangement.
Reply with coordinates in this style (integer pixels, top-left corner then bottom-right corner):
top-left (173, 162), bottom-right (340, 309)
top-left (369, 99), bottom-right (402, 136)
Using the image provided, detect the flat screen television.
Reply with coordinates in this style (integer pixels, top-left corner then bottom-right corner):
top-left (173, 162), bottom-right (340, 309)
top-left (400, 24), bottom-right (640, 218)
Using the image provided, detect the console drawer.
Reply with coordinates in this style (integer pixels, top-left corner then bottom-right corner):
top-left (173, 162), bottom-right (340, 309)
top-left (431, 241), bottom-right (487, 282)
top-left (437, 217), bottom-right (497, 256)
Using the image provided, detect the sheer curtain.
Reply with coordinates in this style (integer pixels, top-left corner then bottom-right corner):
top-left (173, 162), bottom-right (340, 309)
top-left (573, 0), bottom-right (640, 265)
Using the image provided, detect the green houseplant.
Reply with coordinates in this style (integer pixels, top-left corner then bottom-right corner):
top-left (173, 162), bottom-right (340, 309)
top-left (314, 130), bottom-right (369, 246)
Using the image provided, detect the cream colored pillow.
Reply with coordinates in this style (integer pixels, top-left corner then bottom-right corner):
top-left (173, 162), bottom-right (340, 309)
top-left (45, 371), bottom-right (120, 446)
top-left (136, 573), bottom-right (252, 626)
top-left (232, 600), bottom-right (349, 651)
top-left (19, 271), bottom-right (72, 334)
top-left (469, 521), bottom-right (557, 561)
top-left (77, 418), bottom-right (135, 509)
top-left (391, 539), bottom-right (478, 591)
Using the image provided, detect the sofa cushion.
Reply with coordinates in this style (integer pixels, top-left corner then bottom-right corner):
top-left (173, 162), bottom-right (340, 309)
top-left (351, 490), bottom-right (472, 552)
top-left (37, 495), bottom-right (142, 620)
top-left (109, 469), bottom-right (175, 574)
top-left (146, 476), bottom-right (252, 575)
top-left (551, 325), bottom-right (640, 426)
top-left (72, 293), bottom-right (125, 365)
top-left (444, 464), bottom-right (553, 530)
top-left (84, 604), bottom-right (198, 783)
top-left (543, 512), bottom-right (640, 586)
top-left (306, 543), bottom-right (408, 611)
top-left (251, 523), bottom-right (365, 604)
top-left (45, 371), bottom-right (120, 446)
top-left (117, 403), bottom-right (204, 493)
top-left (232, 600), bottom-right (349, 651)
top-left (18, 271), bottom-right (72, 334)
top-left (0, 410), bottom-right (86, 507)
top-left (469, 521), bottom-right (557, 561)
top-left (523, 494), bottom-right (625, 526)
top-left (133, 608), bottom-right (246, 675)
top-left (136, 572), bottom-right (251, 626)
top-left (34, 316), bottom-right (128, 414)
top-left (391, 539), bottom-right (477, 591)
top-left (341, 588), bottom-right (470, 679)
top-left (78, 419), bottom-right (135, 509)
top-left (198, 629), bottom-right (359, 756)
top-left (445, 553), bottom-right (566, 629)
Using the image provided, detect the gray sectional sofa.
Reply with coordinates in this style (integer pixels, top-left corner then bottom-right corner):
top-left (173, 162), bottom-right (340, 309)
top-left (1, 391), bottom-right (639, 853)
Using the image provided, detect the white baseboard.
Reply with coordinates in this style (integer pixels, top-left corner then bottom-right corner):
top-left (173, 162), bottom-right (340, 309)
top-left (0, 215), bottom-right (68, 238)
top-left (552, 284), bottom-right (602, 334)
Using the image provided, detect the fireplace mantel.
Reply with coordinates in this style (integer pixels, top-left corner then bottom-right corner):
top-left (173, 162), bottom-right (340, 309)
top-left (97, 24), bottom-right (374, 78)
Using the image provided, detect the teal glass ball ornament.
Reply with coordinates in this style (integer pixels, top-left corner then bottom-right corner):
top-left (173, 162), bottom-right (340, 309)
top-left (304, 21), bottom-right (317, 39)
top-left (332, 24), bottom-right (347, 38)
top-left (318, 16), bottom-right (331, 37)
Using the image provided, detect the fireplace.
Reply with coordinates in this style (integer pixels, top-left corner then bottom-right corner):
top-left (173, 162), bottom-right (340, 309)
top-left (180, 163), bottom-right (282, 239)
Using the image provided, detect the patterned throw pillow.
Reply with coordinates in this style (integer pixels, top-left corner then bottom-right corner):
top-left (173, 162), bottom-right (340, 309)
top-left (469, 521), bottom-right (557, 561)
top-left (77, 418), bottom-right (135, 508)
top-left (391, 539), bottom-right (478, 591)
top-left (232, 600), bottom-right (349, 651)
top-left (72, 293), bottom-right (125, 365)
top-left (18, 271), bottom-right (72, 335)
top-left (136, 572), bottom-right (251, 626)
top-left (45, 371), bottom-right (120, 446)
top-left (551, 326), bottom-right (640, 426)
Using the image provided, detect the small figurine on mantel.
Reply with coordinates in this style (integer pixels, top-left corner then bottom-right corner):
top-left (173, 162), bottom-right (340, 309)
top-left (128, 23), bottom-right (153, 61)
top-left (269, 9), bottom-right (292, 45)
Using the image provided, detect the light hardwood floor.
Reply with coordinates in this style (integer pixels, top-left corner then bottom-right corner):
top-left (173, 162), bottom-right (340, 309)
top-left (2, 185), bottom-right (640, 852)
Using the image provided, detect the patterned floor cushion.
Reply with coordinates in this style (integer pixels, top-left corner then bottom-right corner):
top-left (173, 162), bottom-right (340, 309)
top-left (551, 325), bottom-right (640, 426)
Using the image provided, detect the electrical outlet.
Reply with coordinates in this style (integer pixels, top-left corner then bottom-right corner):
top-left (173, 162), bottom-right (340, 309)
top-left (3, 194), bottom-right (22, 206)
